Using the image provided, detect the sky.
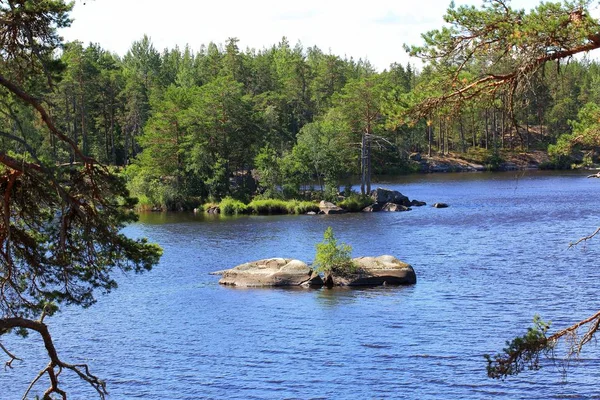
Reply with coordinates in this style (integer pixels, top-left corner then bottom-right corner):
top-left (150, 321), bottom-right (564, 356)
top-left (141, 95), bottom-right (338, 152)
top-left (61, 0), bottom-right (585, 71)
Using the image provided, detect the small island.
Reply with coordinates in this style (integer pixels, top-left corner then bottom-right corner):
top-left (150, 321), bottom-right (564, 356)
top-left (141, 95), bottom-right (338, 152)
top-left (214, 255), bottom-right (416, 288)
top-left (213, 228), bottom-right (416, 288)
top-left (199, 187), bottom-right (431, 216)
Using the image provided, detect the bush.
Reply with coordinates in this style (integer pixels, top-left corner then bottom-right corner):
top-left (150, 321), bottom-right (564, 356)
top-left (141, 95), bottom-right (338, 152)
top-left (484, 152), bottom-right (504, 171)
top-left (338, 194), bottom-right (373, 212)
top-left (246, 198), bottom-right (320, 215)
top-left (219, 198), bottom-right (249, 216)
top-left (247, 199), bottom-right (288, 214)
top-left (313, 227), bottom-right (357, 275)
top-left (204, 198), bottom-right (320, 216)
top-left (289, 200), bottom-right (320, 214)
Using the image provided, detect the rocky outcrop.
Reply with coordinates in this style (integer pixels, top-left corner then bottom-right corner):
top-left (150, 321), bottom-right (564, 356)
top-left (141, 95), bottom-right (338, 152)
top-left (433, 203), bottom-right (449, 208)
top-left (370, 188), bottom-right (410, 206)
top-left (218, 258), bottom-right (323, 287)
top-left (381, 203), bottom-right (410, 212)
top-left (319, 201), bottom-right (347, 215)
top-left (364, 188), bottom-right (426, 212)
top-left (326, 255), bottom-right (416, 287)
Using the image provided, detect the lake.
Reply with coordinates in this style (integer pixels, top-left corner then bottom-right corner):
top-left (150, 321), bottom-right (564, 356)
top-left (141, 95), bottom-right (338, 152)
top-left (3, 170), bottom-right (600, 399)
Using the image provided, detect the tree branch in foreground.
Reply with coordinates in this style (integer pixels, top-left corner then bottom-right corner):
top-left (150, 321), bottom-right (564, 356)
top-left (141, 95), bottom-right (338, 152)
top-left (406, 0), bottom-right (600, 119)
top-left (0, 318), bottom-right (107, 399)
top-left (486, 226), bottom-right (600, 379)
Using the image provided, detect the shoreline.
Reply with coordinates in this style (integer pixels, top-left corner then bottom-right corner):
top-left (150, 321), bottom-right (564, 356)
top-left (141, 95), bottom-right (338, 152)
top-left (411, 150), bottom-right (551, 173)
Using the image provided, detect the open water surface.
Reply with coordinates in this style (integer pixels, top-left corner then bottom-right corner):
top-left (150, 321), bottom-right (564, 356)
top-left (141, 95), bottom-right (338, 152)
top-left (2, 171), bottom-right (600, 399)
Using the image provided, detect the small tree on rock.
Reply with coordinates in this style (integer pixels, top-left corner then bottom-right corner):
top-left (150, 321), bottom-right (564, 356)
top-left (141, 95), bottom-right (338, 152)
top-left (313, 227), bottom-right (356, 276)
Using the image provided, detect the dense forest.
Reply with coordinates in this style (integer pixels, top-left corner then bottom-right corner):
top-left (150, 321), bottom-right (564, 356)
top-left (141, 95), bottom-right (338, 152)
top-left (4, 31), bottom-right (600, 211)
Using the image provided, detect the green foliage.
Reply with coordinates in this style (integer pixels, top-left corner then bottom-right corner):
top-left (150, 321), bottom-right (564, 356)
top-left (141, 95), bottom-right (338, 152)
top-left (484, 152), bottom-right (504, 171)
top-left (247, 198), bottom-right (318, 215)
top-left (461, 149), bottom-right (505, 171)
top-left (313, 227), bottom-right (356, 275)
top-left (550, 102), bottom-right (600, 161)
top-left (254, 144), bottom-right (282, 198)
top-left (288, 200), bottom-right (320, 214)
top-left (219, 197), bottom-right (249, 216)
top-left (247, 199), bottom-right (288, 214)
top-left (215, 198), bottom-right (319, 216)
top-left (338, 194), bottom-right (373, 212)
top-left (485, 316), bottom-right (552, 380)
top-left (123, 164), bottom-right (181, 210)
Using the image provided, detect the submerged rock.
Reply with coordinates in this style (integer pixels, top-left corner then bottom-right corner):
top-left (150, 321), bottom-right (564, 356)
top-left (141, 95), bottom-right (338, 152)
top-left (433, 203), bottom-right (449, 208)
top-left (218, 258), bottom-right (322, 287)
top-left (381, 203), bottom-right (411, 212)
top-left (326, 255), bottom-right (417, 287)
top-left (362, 203), bottom-right (382, 212)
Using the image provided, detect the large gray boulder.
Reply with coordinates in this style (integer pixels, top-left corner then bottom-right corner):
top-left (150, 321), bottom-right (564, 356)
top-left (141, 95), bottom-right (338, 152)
top-left (325, 255), bottom-right (416, 287)
top-left (219, 258), bottom-right (322, 287)
top-left (319, 200), bottom-right (347, 215)
top-left (370, 188), bottom-right (410, 206)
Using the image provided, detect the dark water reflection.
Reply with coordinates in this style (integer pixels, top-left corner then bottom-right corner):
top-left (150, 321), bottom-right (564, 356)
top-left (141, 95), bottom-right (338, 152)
top-left (3, 170), bottom-right (600, 399)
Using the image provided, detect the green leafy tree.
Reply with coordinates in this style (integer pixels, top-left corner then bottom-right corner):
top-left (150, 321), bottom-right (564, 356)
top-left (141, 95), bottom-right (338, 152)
top-left (313, 227), bottom-right (356, 275)
top-left (254, 144), bottom-right (282, 198)
top-left (0, 1), bottom-right (162, 398)
top-left (184, 76), bottom-right (260, 200)
top-left (549, 101), bottom-right (600, 160)
top-left (121, 35), bottom-right (161, 162)
top-left (290, 109), bottom-right (354, 196)
top-left (129, 85), bottom-right (195, 208)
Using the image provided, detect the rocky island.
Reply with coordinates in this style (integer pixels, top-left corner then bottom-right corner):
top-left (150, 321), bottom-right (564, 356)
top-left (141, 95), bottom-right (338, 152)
top-left (213, 255), bottom-right (416, 288)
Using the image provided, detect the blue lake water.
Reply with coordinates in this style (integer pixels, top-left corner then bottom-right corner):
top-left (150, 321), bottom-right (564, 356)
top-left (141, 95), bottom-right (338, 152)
top-left (3, 170), bottom-right (600, 399)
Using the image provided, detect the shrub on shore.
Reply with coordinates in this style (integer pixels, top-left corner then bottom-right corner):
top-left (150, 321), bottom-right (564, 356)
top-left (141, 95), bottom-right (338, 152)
top-left (213, 198), bottom-right (320, 216)
top-left (338, 194), bottom-right (373, 212)
top-left (219, 198), bottom-right (249, 215)
top-left (247, 199), bottom-right (319, 215)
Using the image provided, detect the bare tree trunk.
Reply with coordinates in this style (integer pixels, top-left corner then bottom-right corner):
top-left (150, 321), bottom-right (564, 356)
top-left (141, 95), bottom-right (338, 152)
top-left (110, 100), bottom-right (116, 165)
top-left (526, 119), bottom-right (530, 152)
top-left (492, 108), bottom-right (497, 151)
top-left (366, 133), bottom-right (372, 194)
top-left (472, 111), bottom-right (476, 148)
top-left (360, 132), bottom-right (366, 195)
top-left (445, 119), bottom-right (450, 154)
top-left (501, 109), bottom-right (506, 149)
top-left (428, 124), bottom-right (432, 157)
top-left (484, 110), bottom-right (489, 150)
top-left (459, 116), bottom-right (466, 153)
top-left (439, 118), bottom-right (443, 154)
top-left (72, 95), bottom-right (78, 164)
